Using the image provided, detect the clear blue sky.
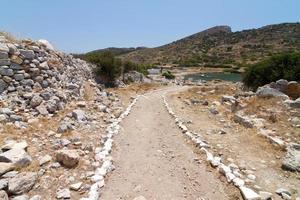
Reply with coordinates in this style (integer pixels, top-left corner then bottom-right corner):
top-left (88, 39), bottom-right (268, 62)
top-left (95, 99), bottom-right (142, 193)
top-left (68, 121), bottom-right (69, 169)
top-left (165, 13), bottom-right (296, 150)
top-left (1, 0), bottom-right (299, 53)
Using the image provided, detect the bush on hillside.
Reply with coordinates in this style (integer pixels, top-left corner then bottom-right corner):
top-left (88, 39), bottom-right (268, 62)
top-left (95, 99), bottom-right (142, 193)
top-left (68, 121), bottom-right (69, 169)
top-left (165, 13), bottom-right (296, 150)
top-left (89, 51), bottom-right (122, 83)
top-left (78, 51), bottom-right (151, 85)
top-left (243, 52), bottom-right (300, 89)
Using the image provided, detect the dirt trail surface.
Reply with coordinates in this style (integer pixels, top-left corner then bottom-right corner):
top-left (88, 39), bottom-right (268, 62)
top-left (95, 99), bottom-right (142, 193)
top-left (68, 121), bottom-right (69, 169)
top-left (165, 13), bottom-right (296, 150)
top-left (101, 86), bottom-right (239, 200)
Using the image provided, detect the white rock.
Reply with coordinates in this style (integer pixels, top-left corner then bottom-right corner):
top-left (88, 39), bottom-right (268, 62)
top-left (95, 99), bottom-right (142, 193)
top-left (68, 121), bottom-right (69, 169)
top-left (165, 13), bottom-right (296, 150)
top-left (1, 140), bottom-right (28, 151)
top-left (38, 39), bottom-right (55, 50)
top-left (39, 154), bottom-right (52, 166)
top-left (225, 172), bottom-right (235, 182)
top-left (259, 191), bottom-right (272, 200)
top-left (233, 177), bottom-right (245, 187)
top-left (133, 196), bottom-right (147, 200)
top-left (247, 174), bottom-right (256, 181)
top-left (70, 182), bottom-right (82, 191)
top-left (239, 186), bottom-right (261, 200)
top-left (56, 188), bottom-right (70, 199)
top-left (0, 148), bottom-right (32, 167)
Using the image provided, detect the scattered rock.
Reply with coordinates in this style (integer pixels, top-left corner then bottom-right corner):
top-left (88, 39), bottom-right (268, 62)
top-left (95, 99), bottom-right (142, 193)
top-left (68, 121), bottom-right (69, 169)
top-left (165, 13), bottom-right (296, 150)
top-left (259, 191), bottom-right (272, 200)
top-left (209, 107), bottom-right (219, 115)
top-left (0, 179), bottom-right (8, 190)
top-left (8, 172), bottom-right (37, 195)
top-left (56, 149), bottom-right (79, 168)
top-left (133, 196), bottom-right (147, 200)
top-left (57, 121), bottom-right (73, 133)
top-left (0, 190), bottom-right (8, 200)
top-left (29, 195), bottom-right (42, 200)
top-left (0, 148), bottom-right (32, 167)
top-left (239, 186), bottom-right (260, 200)
top-left (233, 113), bottom-right (253, 128)
top-left (35, 104), bottom-right (49, 116)
top-left (1, 140), bottom-right (28, 151)
top-left (30, 95), bottom-right (43, 107)
top-left (11, 195), bottom-right (29, 200)
top-left (0, 162), bottom-right (14, 175)
top-left (56, 188), bottom-right (71, 199)
top-left (39, 154), bottom-right (52, 166)
top-left (72, 109), bottom-right (86, 121)
top-left (69, 182), bottom-right (82, 191)
top-left (282, 143), bottom-right (300, 172)
top-left (275, 188), bottom-right (291, 199)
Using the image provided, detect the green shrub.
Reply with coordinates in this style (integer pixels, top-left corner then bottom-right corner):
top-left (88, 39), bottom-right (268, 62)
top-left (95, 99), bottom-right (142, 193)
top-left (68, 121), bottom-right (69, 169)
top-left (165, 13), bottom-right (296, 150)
top-left (243, 52), bottom-right (300, 89)
top-left (79, 51), bottom-right (151, 85)
top-left (162, 71), bottom-right (175, 79)
top-left (91, 51), bottom-right (122, 82)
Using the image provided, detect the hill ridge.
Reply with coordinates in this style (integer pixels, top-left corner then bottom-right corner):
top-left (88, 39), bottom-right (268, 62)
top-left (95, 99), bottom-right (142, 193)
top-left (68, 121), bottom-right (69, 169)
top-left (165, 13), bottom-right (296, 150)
top-left (120, 22), bottom-right (300, 66)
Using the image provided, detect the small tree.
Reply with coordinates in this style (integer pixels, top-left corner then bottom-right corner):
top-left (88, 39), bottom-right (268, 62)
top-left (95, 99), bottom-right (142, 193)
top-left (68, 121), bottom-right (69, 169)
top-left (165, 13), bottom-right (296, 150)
top-left (85, 51), bottom-right (122, 84)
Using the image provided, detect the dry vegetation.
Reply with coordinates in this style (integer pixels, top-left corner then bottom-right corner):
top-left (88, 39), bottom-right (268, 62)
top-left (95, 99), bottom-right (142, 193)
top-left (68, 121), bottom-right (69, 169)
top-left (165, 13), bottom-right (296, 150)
top-left (109, 83), bottom-right (163, 105)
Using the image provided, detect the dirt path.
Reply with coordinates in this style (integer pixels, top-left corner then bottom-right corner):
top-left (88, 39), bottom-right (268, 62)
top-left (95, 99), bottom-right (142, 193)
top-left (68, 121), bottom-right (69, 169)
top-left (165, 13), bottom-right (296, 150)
top-left (101, 86), bottom-right (238, 200)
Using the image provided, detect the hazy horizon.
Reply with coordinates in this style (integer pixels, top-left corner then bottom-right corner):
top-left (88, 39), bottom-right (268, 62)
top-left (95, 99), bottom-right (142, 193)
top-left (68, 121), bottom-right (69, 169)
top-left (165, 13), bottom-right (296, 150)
top-left (1, 0), bottom-right (300, 53)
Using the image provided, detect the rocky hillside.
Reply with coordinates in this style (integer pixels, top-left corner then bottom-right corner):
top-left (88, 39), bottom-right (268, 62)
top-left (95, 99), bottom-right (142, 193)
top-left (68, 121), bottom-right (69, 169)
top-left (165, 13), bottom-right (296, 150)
top-left (121, 23), bottom-right (300, 66)
top-left (87, 47), bottom-right (147, 56)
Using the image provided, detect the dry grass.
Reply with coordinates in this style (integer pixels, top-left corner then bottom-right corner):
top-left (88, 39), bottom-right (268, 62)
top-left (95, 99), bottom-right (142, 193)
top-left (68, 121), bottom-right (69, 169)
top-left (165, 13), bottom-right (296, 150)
top-left (0, 31), bottom-right (19, 43)
top-left (110, 83), bottom-right (163, 105)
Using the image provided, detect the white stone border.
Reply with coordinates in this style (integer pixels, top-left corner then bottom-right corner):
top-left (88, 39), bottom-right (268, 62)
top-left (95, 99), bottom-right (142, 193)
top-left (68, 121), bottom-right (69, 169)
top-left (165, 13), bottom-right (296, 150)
top-left (162, 95), bottom-right (265, 200)
top-left (81, 96), bottom-right (139, 200)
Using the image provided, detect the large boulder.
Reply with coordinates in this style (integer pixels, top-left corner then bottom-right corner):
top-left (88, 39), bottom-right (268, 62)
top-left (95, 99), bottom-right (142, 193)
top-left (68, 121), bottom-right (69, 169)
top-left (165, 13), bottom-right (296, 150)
top-left (282, 143), bottom-right (300, 172)
top-left (286, 81), bottom-right (300, 99)
top-left (270, 79), bottom-right (289, 92)
top-left (256, 86), bottom-right (289, 99)
top-left (8, 172), bottom-right (37, 195)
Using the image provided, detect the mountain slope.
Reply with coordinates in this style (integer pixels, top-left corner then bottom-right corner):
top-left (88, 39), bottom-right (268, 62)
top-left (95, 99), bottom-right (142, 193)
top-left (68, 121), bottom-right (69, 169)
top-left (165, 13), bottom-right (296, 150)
top-left (89, 47), bottom-right (147, 56)
top-left (121, 23), bottom-right (300, 66)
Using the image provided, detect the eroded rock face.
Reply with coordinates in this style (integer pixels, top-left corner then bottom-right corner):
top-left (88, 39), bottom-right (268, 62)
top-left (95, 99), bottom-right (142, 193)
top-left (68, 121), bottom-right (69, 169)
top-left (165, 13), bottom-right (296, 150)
top-left (8, 172), bottom-right (37, 195)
